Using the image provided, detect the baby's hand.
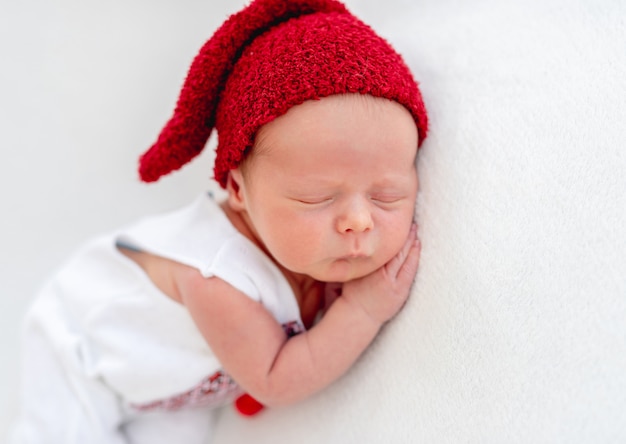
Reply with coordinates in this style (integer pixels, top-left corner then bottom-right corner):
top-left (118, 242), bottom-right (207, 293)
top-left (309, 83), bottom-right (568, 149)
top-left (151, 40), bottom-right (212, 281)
top-left (341, 224), bottom-right (421, 325)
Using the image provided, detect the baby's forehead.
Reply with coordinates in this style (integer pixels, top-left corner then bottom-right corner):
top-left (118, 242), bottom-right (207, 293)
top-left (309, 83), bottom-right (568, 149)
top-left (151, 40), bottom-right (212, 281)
top-left (248, 94), bottom-right (418, 171)
top-left (277, 92), bottom-right (412, 125)
top-left (256, 93), bottom-right (413, 137)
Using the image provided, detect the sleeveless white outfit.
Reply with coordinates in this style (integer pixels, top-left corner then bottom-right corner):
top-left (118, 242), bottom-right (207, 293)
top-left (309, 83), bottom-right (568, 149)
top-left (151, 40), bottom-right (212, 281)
top-left (10, 193), bottom-right (304, 444)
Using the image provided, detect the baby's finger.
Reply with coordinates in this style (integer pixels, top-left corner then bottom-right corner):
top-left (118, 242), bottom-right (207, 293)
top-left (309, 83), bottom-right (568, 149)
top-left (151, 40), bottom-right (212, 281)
top-left (386, 223), bottom-right (417, 277)
top-left (396, 236), bottom-right (421, 286)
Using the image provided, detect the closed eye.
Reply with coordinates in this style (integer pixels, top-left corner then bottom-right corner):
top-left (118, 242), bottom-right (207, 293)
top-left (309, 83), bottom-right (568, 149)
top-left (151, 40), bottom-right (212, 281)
top-left (294, 197), bottom-right (334, 205)
top-left (370, 195), bottom-right (405, 204)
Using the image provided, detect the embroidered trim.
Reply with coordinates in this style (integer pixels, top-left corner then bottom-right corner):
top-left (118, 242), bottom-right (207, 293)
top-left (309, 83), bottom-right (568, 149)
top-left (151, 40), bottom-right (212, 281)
top-left (129, 371), bottom-right (241, 412)
top-left (129, 320), bottom-right (305, 412)
top-left (282, 320), bottom-right (305, 338)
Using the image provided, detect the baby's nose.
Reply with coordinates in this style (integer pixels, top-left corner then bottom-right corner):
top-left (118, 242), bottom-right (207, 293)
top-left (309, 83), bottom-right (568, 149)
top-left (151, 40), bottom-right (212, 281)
top-left (336, 199), bottom-right (373, 234)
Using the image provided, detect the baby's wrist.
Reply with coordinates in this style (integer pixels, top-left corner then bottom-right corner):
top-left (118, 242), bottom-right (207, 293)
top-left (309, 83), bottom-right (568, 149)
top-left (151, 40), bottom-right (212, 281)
top-left (339, 293), bottom-right (386, 329)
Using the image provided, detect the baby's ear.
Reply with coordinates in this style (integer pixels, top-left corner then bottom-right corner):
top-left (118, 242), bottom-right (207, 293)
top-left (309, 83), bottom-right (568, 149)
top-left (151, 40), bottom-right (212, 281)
top-left (225, 169), bottom-right (247, 211)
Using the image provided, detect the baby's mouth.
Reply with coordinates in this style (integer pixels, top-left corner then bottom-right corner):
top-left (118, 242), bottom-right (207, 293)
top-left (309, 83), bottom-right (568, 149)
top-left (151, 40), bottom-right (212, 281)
top-left (338, 252), bottom-right (369, 260)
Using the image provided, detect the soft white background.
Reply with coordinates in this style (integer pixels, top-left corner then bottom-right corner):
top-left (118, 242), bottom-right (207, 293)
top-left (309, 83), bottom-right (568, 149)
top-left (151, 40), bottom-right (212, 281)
top-left (2, 0), bottom-right (625, 442)
top-left (0, 0), bottom-right (237, 436)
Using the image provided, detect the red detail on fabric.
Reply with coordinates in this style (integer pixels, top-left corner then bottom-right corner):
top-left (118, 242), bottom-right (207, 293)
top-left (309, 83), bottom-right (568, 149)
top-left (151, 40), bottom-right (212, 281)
top-left (138, 0), bottom-right (427, 187)
top-left (235, 393), bottom-right (265, 416)
top-left (282, 320), bottom-right (305, 338)
top-left (129, 371), bottom-right (240, 412)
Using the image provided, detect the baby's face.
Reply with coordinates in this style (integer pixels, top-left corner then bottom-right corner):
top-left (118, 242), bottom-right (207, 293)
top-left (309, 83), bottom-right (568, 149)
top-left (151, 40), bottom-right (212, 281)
top-left (233, 94), bottom-right (419, 283)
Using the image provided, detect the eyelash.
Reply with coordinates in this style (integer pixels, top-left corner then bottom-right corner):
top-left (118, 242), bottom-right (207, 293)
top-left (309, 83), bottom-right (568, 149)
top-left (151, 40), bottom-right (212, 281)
top-left (371, 196), bottom-right (404, 204)
top-left (294, 196), bottom-right (404, 206)
top-left (296, 198), bottom-right (333, 205)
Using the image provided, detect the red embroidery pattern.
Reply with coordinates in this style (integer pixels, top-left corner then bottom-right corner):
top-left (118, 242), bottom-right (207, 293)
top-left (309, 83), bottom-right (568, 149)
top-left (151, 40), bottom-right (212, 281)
top-left (282, 320), bottom-right (305, 338)
top-left (129, 320), bottom-right (305, 412)
top-left (130, 371), bottom-right (241, 412)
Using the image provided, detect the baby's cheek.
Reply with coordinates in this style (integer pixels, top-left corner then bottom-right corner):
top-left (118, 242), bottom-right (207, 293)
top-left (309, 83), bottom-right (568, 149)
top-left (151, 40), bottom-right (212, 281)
top-left (265, 225), bottom-right (320, 269)
top-left (379, 219), bottom-right (412, 259)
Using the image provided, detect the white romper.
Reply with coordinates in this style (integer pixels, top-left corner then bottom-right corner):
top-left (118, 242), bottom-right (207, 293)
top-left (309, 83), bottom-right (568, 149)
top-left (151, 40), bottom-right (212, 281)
top-left (10, 193), bottom-right (304, 444)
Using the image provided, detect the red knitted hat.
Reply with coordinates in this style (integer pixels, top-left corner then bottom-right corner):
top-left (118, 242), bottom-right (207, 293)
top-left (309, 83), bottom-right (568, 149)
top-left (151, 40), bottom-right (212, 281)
top-left (139, 0), bottom-right (428, 187)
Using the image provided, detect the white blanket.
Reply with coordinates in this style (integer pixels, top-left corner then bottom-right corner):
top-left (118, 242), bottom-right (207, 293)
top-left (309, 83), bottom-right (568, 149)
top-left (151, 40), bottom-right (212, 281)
top-left (212, 0), bottom-right (626, 442)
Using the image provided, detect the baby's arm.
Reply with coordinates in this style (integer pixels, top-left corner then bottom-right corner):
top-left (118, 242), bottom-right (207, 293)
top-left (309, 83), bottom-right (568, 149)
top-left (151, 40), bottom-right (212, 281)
top-left (178, 226), bottom-right (420, 406)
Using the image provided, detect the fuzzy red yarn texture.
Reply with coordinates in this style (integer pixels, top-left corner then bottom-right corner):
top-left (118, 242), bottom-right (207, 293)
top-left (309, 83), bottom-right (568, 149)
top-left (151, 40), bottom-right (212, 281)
top-left (139, 0), bottom-right (428, 186)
